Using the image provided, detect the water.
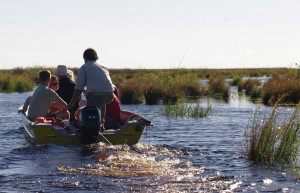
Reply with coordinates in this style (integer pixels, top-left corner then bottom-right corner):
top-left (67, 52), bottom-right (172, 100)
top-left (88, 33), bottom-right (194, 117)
top-left (0, 91), bottom-right (299, 192)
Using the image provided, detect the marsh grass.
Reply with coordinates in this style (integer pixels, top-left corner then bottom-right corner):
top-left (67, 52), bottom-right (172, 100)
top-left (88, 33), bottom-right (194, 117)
top-left (142, 73), bottom-right (167, 104)
top-left (117, 71), bottom-right (205, 104)
top-left (243, 79), bottom-right (261, 96)
top-left (245, 101), bottom-right (300, 166)
top-left (231, 76), bottom-right (242, 86)
top-left (118, 80), bottom-right (144, 104)
top-left (262, 74), bottom-right (300, 105)
top-left (161, 99), bottom-right (212, 118)
top-left (148, 72), bottom-right (186, 104)
top-left (207, 76), bottom-right (230, 101)
top-left (0, 73), bottom-right (34, 92)
top-left (1, 67), bottom-right (299, 106)
top-left (0, 67), bottom-right (55, 93)
top-left (144, 86), bottom-right (163, 105)
top-left (110, 68), bottom-right (296, 79)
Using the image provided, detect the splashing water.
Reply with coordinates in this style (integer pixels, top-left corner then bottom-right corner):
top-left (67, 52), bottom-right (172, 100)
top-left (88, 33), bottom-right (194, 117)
top-left (56, 143), bottom-right (242, 191)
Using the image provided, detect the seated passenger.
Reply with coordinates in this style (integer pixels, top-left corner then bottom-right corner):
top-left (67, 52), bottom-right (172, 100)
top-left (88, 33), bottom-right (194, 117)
top-left (54, 65), bottom-right (79, 112)
top-left (105, 86), bottom-right (121, 129)
top-left (48, 75), bottom-right (63, 114)
top-left (27, 70), bottom-right (69, 121)
top-left (19, 75), bottom-right (60, 114)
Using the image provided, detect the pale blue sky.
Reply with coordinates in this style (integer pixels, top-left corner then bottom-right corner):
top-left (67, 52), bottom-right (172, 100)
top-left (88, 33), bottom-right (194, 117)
top-left (1, 0), bottom-right (300, 69)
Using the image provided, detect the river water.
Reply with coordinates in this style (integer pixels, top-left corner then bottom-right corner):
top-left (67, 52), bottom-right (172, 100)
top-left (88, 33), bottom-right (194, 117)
top-left (0, 90), bottom-right (299, 192)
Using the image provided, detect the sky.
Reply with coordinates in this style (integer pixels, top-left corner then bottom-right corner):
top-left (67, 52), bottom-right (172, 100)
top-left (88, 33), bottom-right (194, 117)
top-left (1, 0), bottom-right (300, 69)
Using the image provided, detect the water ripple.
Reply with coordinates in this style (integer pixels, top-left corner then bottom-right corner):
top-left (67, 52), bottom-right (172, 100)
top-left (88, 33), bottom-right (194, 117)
top-left (0, 92), bottom-right (299, 192)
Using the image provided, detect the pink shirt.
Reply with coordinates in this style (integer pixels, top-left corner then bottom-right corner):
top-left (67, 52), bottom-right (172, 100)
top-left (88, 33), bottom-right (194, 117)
top-left (106, 94), bottom-right (121, 123)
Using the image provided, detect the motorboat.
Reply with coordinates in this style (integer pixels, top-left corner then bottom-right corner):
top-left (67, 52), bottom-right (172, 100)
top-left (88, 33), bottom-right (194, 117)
top-left (18, 105), bottom-right (151, 145)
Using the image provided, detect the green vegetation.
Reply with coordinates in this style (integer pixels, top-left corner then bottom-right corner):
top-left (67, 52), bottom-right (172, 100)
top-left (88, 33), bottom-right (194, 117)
top-left (0, 68), bottom-right (38, 93)
top-left (243, 79), bottom-right (261, 96)
top-left (234, 72), bottom-right (300, 105)
top-left (231, 76), bottom-right (242, 86)
top-left (261, 74), bottom-right (300, 105)
top-left (244, 101), bottom-right (300, 166)
top-left (0, 67), bottom-right (299, 105)
top-left (161, 100), bottom-right (212, 118)
top-left (237, 79), bottom-right (262, 100)
top-left (118, 79), bottom-right (144, 104)
top-left (113, 71), bottom-right (205, 104)
top-left (207, 76), bottom-right (230, 101)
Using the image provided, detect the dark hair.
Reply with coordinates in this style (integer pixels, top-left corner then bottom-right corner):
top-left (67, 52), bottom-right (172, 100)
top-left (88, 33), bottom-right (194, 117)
top-left (39, 70), bottom-right (51, 82)
top-left (83, 48), bottom-right (98, 61)
top-left (50, 75), bottom-right (59, 83)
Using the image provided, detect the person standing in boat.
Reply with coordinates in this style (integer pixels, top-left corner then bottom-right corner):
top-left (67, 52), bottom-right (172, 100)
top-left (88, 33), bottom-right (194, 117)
top-left (54, 65), bottom-right (79, 113)
top-left (73, 85), bottom-right (121, 130)
top-left (27, 70), bottom-right (69, 121)
top-left (68, 48), bottom-right (114, 130)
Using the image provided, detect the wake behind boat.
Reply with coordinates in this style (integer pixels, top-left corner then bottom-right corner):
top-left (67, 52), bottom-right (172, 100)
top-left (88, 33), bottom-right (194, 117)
top-left (18, 105), bottom-right (151, 145)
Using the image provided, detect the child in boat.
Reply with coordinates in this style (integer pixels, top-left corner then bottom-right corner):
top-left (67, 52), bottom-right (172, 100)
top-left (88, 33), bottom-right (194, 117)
top-left (26, 70), bottom-right (69, 121)
top-left (19, 75), bottom-right (61, 114)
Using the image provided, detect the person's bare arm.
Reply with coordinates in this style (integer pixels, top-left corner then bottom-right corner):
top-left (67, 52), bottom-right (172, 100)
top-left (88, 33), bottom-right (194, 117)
top-left (54, 98), bottom-right (68, 110)
top-left (18, 96), bottom-right (32, 113)
top-left (49, 102), bottom-right (62, 114)
top-left (68, 89), bottom-right (83, 110)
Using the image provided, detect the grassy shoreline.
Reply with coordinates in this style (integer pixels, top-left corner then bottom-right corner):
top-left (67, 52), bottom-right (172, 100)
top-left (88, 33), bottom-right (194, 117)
top-left (1, 67), bottom-right (299, 105)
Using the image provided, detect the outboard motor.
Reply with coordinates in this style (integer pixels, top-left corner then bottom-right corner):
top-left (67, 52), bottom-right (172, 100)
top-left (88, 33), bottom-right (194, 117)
top-left (79, 106), bottom-right (101, 144)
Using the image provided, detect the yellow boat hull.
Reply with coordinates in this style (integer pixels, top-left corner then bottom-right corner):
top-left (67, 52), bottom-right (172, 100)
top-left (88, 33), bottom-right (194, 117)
top-left (19, 109), bottom-right (151, 145)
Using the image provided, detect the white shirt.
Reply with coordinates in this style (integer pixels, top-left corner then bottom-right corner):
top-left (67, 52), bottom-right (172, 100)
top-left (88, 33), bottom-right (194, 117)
top-left (75, 61), bottom-right (114, 93)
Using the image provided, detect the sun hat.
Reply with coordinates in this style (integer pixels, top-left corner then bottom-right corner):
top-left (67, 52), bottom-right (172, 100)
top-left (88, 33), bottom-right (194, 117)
top-left (55, 65), bottom-right (74, 81)
top-left (67, 70), bottom-right (75, 81)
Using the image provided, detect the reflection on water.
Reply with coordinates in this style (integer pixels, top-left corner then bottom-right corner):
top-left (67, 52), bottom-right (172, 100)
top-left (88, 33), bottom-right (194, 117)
top-left (0, 92), bottom-right (299, 192)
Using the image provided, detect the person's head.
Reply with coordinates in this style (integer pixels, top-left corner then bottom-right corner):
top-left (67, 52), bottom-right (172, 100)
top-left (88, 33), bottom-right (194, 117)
top-left (55, 65), bottom-right (74, 81)
top-left (83, 48), bottom-right (98, 62)
top-left (39, 70), bottom-right (51, 84)
top-left (49, 75), bottom-right (60, 91)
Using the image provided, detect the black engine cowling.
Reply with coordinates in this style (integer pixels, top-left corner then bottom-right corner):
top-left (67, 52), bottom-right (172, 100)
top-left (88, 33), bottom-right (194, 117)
top-left (79, 106), bottom-right (101, 144)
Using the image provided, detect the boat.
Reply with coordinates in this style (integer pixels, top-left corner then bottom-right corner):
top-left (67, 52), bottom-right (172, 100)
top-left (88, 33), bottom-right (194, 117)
top-left (18, 106), bottom-right (151, 145)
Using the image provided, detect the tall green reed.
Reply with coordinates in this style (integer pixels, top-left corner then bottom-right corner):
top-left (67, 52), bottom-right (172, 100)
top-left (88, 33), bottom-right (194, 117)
top-left (245, 100), bottom-right (300, 166)
top-left (0, 73), bottom-right (34, 93)
top-left (161, 99), bottom-right (212, 118)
